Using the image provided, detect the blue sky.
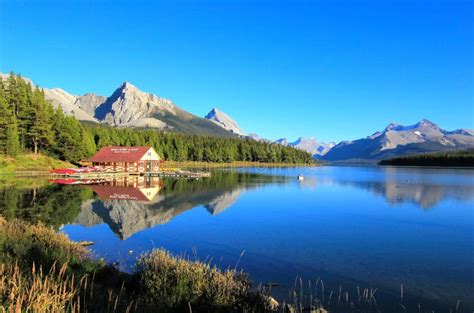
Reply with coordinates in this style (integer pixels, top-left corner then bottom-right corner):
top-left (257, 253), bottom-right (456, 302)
top-left (1, 0), bottom-right (472, 142)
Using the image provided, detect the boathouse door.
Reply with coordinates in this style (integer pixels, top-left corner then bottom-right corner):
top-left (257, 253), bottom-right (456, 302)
top-left (146, 161), bottom-right (151, 173)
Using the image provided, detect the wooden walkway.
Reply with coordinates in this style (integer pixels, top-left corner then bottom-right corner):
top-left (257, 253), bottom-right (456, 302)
top-left (147, 170), bottom-right (211, 178)
top-left (51, 170), bottom-right (210, 179)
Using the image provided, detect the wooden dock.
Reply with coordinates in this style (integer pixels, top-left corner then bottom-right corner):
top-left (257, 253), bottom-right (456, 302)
top-left (51, 169), bottom-right (210, 179)
top-left (147, 169), bottom-right (211, 179)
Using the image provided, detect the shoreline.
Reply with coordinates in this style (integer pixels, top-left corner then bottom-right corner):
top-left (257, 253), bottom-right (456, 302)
top-left (0, 156), bottom-right (320, 176)
top-left (162, 160), bottom-right (321, 169)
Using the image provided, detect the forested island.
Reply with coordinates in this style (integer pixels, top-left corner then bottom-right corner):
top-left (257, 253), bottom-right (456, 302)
top-left (0, 73), bottom-right (314, 171)
top-left (379, 149), bottom-right (474, 167)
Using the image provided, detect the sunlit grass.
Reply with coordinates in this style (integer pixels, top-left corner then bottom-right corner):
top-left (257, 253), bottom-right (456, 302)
top-left (135, 249), bottom-right (270, 312)
top-left (0, 153), bottom-right (73, 174)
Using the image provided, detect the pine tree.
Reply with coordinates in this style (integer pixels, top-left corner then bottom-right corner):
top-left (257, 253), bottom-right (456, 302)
top-left (80, 126), bottom-right (96, 159)
top-left (27, 88), bottom-right (53, 154)
top-left (0, 84), bottom-right (9, 153)
top-left (0, 81), bottom-right (20, 156)
top-left (6, 118), bottom-right (20, 157)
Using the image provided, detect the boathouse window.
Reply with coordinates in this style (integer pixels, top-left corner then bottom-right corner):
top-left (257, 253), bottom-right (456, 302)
top-left (147, 152), bottom-right (152, 156)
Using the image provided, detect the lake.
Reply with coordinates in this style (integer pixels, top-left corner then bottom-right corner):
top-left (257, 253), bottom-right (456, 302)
top-left (1, 166), bottom-right (473, 312)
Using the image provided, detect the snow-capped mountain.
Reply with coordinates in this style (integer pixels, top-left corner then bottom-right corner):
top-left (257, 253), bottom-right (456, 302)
top-left (274, 137), bottom-right (335, 156)
top-left (322, 119), bottom-right (474, 162)
top-left (204, 108), bottom-right (244, 135)
top-left (291, 137), bottom-right (335, 156)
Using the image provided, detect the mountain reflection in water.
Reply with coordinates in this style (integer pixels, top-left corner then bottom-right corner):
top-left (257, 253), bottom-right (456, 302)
top-left (1, 168), bottom-right (472, 238)
top-left (72, 172), bottom-right (289, 239)
top-left (298, 175), bottom-right (474, 209)
top-left (1, 167), bottom-right (472, 311)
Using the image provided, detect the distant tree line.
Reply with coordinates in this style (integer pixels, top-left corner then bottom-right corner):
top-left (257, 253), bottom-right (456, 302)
top-left (87, 126), bottom-right (314, 163)
top-left (379, 149), bottom-right (474, 167)
top-left (0, 72), bottom-right (314, 164)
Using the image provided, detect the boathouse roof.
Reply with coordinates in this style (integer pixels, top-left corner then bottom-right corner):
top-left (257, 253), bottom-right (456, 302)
top-left (89, 146), bottom-right (159, 163)
top-left (88, 185), bottom-right (152, 201)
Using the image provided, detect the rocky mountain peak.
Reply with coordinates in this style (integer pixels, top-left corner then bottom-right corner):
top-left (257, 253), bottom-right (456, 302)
top-left (384, 119), bottom-right (440, 133)
top-left (293, 137), bottom-right (316, 145)
top-left (204, 108), bottom-right (244, 135)
top-left (208, 107), bottom-right (220, 114)
top-left (274, 136), bottom-right (334, 157)
top-left (415, 119), bottom-right (439, 129)
top-left (385, 122), bottom-right (401, 131)
top-left (119, 81), bottom-right (138, 92)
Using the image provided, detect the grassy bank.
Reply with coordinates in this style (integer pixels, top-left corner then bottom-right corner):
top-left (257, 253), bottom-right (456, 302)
top-left (162, 160), bottom-right (321, 169)
top-left (0, 153), bottom-right (73, 174)
top-left (0, 217), bottom-right (272, 312)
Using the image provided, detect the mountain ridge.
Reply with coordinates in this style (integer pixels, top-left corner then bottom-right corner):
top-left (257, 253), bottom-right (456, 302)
top-left (1, 73), bottom-right (235, 137)
top-left (2, 73), bottom-right (472, 160)
top-left (322, 119), bottom-right (474, 162)
top-left (273, 137), bottom-right (335, 156)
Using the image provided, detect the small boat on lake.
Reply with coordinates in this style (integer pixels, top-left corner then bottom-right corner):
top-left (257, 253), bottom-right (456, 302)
top-left (297, 174), bottom-right (304, 181)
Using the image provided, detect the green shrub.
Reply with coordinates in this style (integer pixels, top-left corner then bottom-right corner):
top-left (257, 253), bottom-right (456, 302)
top-left (0, 217), bottom-right (92, 273)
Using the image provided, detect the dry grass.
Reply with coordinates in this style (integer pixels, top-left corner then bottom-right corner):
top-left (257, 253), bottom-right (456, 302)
top-left (135, 249), bottom-right (271, 312)
top-left (0, 262), bottom-right (80, 313)
top-left (0, 217), bottom-right (87, 312)
top-left (0, 217), bottom-right (134, 312)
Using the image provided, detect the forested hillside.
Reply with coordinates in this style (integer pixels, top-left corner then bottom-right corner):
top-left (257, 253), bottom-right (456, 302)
top-left (0, 73), bottom-right (314, 164)
top-left (379, 149), bottom-right (474, 167)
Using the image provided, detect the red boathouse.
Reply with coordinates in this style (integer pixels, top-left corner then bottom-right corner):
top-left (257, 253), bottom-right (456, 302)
top-left (88, 146), bottom-right (161, 173)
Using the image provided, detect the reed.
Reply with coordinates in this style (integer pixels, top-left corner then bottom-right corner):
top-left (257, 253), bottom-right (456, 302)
top-left (0, 261), bottom-right (82, 313)
top-left (0, 217), bottom-right (131, 312)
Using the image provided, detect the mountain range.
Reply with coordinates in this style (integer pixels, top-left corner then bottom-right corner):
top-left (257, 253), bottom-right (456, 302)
top-left (1, 73), bottom-right (235, 137)
top-left (321, 119), bottom-right (474, 162)
top-left (274, 137), bottom-right (336, 156)
top-left (2, 73), bottom-right (472, 161)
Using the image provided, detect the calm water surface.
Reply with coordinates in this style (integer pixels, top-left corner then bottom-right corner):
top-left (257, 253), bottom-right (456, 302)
top-left (1, 166), bottom-right (473, 312)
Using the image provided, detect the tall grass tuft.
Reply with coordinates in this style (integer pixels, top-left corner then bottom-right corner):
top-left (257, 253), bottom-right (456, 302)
top-left (0, 217), bottom-right (129, 312)
top-left (134, 249), bottom-right (271, 312)
top-left (0, 262), bottom-right (79, 312)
